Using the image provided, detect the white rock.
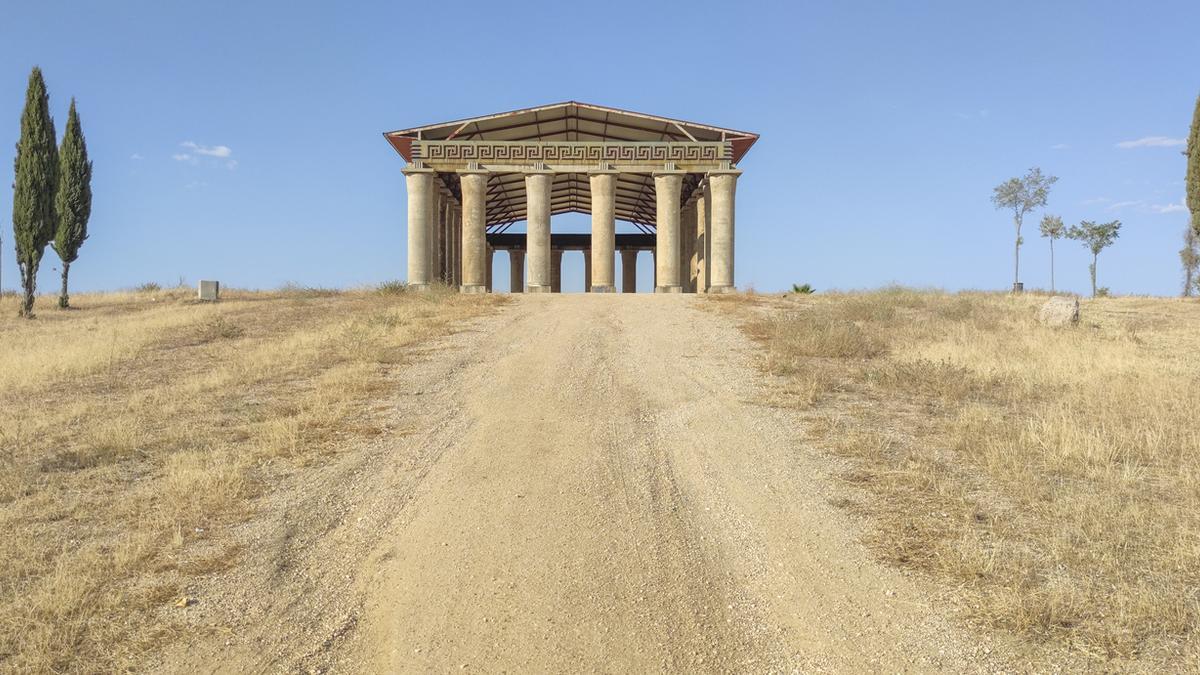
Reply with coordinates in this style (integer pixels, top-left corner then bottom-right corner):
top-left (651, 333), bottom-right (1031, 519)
top-left (1038, 296), bottom-right (1080, 326)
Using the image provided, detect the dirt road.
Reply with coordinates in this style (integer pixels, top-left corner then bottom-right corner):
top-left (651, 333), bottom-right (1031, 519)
top-left (161, 295), bottom-right (995, 672)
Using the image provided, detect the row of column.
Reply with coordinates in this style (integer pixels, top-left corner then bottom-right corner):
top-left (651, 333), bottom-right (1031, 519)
top-left (404, 166), bottom-right (739, 293)
top-left (404, 167), bottom-right (465, 290)
top-left (502, 248), bottom-right (651, 293)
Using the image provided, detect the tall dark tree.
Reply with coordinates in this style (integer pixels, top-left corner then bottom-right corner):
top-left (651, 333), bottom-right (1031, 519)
top-left (11, 67), bottom-right (58, 317)
top-left (52, 99), bottom-right (92, 309)
top-left (1188, 94), bottom-right (1200, 238)
top-left (992, 167), bottom-right (1058, 292)
top-left (1180, 226), bottom-right (1199, 297)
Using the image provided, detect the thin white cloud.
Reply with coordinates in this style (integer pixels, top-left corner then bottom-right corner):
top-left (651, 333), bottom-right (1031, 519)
top-left (130, 153), bottom-right (144, 160)
top-left (181, 141), bottom-right (233, 158)
top-left (1082, 197), bottom-right (1112, 205)
top-left (954, 109), bottom-right (990, 120)
top-left (1115, 136), bottom-right (1185, 149)
top-left (1151, 198), bottom-right (1187, 214)
top-left (1107, 200), bottom-right (1143, 211)
top-left (174, 141), bottom-right (236, 169)
top-left (1050, 143), bottom-right (1069, 150)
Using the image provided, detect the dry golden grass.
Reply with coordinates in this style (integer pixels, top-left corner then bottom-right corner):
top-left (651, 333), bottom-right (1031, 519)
top-left (0, 284), bottom-right (504, 672)
top-left (716, 288), bottom-right (1200, 667)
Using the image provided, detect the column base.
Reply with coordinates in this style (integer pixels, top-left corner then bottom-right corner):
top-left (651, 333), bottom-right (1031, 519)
top-left (527, 285), bottom-right (554, 294)
top-left (590, 285), bottom-right (616, 293)
top-left (655, 285), bottom-right (683, 294)
top-left (460, 284), bottom-right (488, 294)
top-left (408, 283), bottom-right (432, 292)
top-left (707, 285), bottom-right (736, 294)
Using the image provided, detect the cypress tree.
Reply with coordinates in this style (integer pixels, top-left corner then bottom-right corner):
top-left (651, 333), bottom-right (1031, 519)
top-left (1188, 93), bottom-right (1200, 238)
top-left (11, 67), bottom-right (58, 318)
top-left (52, 98), bottom-right (92, 309)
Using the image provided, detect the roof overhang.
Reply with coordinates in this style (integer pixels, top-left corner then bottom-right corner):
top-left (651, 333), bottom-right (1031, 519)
top-left (385, 100), bottom-right (758, 164)
top-left (384, 101), bottom-right (757, 229)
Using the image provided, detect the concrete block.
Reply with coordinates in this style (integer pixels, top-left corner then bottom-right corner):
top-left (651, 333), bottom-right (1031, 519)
top-left (198, 280), bottom-right (220, 301)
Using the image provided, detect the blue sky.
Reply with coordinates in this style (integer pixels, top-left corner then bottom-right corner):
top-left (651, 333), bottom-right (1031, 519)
top-left (1, 0), bottom-right (1196, 295)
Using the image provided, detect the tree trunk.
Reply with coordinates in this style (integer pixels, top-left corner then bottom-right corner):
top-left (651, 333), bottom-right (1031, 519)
top-left (1091, 254), bottom-right (1098, 297)
top-left (59, 261), bottom-right (70, 309)
top-left (18, 261), bottom-right (37, 318)
top-left (1050, 239), bottom-right (1056, 293)
top-left (1013, 218), bottom-right (1021, 290)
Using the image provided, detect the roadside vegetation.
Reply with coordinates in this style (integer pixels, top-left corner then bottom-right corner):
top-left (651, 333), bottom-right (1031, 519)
top-left (0, 285), bottom-right (503, 672)
top-left (711, 288), bottom-right (1200, 667)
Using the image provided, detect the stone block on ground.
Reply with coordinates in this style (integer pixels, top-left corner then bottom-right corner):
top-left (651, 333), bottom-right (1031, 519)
top-left (198, 280), bottom-right (220, 301)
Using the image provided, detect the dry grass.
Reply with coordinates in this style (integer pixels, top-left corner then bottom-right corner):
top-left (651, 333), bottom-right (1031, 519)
top-left (716, 288), bottom-right (1200, 667)
top-left (0, 284), bottom-right (504, 672)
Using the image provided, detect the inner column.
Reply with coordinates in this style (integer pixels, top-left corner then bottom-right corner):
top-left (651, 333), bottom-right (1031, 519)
top-left (551, 249), bottom-right (563, 293)
top-left (620, 250), bottom-right (637, 293)
top-left (583, 249), bottom-right (592, 293)
top-left (509, 249), bottom-right (525, 293)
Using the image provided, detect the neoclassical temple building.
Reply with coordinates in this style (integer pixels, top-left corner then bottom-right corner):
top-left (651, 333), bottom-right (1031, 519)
top-left (384, 102), bottom-right (757, 293)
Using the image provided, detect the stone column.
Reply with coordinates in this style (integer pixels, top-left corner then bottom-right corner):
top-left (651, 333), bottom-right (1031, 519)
top-left (486, 246), bottom-right (494, 293)
top-left (680, 202), bottom-right (697, 293)
top-left (403, 165), bottom-right (435, 290)
top-left (621, 249), bottom-right (637, 293)
top-left (525, 170), bottom-right (554, 293)
top-left (458, 169), bottom-right (490, 293)
top-left (588, 170), bottom-right (619, 292)
top-left (551, 249), bottom-right (563, 293)
top-left (455, 204), bottom-right (464, 287)
top-left (708, 170), bottom-right (741, 293)
top-left (694, 190), bottom-right (709, 293)
top-left (583, 248), bottom-right (592, 292)
top-left (434, 186), bottom-right (448, 285)
top-left (509, 249), bottom-right (525, 293)
top-left (442, 201), bottom-right (453, 284)
top-left (451, 199), bottom-right (458, 283)
top-left (653, 170), bottom-right (685, 293)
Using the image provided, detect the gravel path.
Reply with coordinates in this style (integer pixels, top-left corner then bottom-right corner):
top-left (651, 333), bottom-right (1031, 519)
top-left (158, 295), bottom-right (996, 673)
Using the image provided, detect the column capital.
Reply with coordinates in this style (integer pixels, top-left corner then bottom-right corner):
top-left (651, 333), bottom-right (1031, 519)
top-left (706, 168), bottom-right (743, 177)
top-left (457, 167), bottom-right (491, 176)
top-left (402, 163), bottom-right (436, 176)
top-left (652, 169), bottom-right (688, 178)
top-left (524, 169), bottom-right (556, 176)
top-left (588, 168), bottom-right (621, 176)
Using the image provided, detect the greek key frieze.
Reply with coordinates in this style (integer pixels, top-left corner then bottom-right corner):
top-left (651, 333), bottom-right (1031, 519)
top-left (414, 141), bottom-right (729, 166)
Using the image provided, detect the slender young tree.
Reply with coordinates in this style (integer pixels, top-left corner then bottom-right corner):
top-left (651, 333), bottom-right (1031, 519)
top-left (1067, 220), bottom-right (1121, 297)
top-left (1039, 214), bottom-right (1065, 293)
top-left (1187, 93), bottom-right (1200, 238)
top-left (12, 67), bottom-right (58, 318)
top-left (52, 99), bottom-right (92, 309)
top-left (992, 167), bottom-right (1058, 292)
top-left (1180, 226), bottom-right (1199, 297)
